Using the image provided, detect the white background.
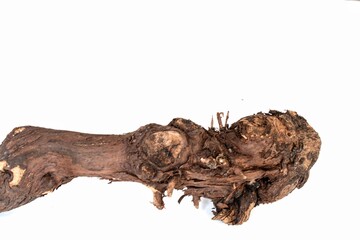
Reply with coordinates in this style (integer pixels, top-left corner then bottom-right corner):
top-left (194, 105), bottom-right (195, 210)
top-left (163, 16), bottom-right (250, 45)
top-left (0, 0), bottom-right (359, 239)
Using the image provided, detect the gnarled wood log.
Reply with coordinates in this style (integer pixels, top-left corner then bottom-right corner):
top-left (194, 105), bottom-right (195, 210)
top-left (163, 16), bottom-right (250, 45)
top-left (0, 110), bottom-right (321, 225)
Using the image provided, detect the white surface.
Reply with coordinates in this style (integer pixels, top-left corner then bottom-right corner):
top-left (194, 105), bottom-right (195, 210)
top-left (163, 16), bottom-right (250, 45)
top-left (0, 0), bottom-right (359, 239)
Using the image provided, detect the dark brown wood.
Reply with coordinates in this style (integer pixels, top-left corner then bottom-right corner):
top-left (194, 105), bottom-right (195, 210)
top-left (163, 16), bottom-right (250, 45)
top-left (0, 110), bottom-right (321, 225)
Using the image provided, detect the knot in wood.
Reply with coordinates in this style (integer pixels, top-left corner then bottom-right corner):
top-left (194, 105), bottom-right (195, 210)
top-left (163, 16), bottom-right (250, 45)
top-left (141, 130), bottom-right (188, 169)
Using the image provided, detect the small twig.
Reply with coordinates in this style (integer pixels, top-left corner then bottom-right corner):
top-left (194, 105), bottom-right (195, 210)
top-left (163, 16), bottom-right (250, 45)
top-left (224, 111), bottom-right (229, 129)
top-left (192, 195), bottom-right (200, 209)
top-left (216, 112), bottom-right (224, 130)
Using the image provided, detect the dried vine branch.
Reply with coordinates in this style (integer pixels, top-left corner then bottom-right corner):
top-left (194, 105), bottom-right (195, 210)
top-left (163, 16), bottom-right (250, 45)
top-left (0, 110), bottom-right (321, 224)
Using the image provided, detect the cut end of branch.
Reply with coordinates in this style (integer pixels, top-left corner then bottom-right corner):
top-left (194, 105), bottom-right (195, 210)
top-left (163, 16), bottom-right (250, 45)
top-left (9, 166), bottom-right (26, 187)
top-left (0, 161), bottom-right (8, 172)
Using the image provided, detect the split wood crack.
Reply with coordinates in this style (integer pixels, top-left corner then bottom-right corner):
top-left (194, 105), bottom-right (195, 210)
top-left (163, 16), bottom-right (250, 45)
top-left (0, 110), bottom-right (321, 225)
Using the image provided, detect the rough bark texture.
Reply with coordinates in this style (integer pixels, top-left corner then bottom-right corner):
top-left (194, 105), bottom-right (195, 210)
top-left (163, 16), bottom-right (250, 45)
top-left (0, 110), bottom-right (321, 225)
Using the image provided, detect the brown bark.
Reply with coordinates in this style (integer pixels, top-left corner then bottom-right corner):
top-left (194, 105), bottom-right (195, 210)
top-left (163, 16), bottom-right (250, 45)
top-left (0, 110), bottom-right (321, 225)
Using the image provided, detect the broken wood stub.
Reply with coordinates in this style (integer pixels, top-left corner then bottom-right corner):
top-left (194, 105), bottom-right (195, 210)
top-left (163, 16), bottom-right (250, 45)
top-left (0, 110), bottom-right (321, 225)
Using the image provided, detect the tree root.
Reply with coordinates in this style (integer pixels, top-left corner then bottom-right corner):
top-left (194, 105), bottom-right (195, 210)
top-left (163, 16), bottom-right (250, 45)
top-left (0, 110), bottom-right (321, 225)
